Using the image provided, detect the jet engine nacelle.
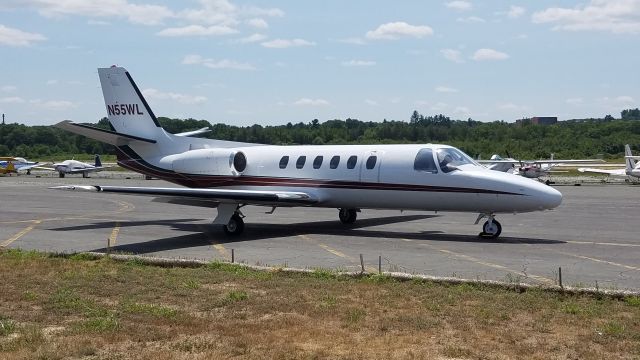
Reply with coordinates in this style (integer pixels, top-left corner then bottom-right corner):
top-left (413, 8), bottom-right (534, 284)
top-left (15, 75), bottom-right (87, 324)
top-left (160, 148), bottom-right (247, 176)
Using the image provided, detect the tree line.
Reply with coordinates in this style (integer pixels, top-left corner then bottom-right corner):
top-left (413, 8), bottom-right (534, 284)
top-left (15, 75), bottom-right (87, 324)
top-left (1, 108), bottom-right (640, 160)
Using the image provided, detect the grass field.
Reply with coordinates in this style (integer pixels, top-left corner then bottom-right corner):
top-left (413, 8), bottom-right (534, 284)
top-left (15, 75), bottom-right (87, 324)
top-left (1, 249), bottom-right (639, 359)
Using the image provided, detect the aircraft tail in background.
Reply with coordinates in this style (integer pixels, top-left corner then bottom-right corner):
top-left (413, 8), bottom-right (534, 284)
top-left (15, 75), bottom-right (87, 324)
top-left (624, 144), bottom-right (636, 171)
top-left (94, 154), bottom-right (102, 168)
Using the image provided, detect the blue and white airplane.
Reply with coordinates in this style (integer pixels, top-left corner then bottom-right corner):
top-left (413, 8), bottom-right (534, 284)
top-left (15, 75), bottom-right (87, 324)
top-left (52, 66), bottom-right (562, 238)
top-left (0, 157), bottom-right (40, 175)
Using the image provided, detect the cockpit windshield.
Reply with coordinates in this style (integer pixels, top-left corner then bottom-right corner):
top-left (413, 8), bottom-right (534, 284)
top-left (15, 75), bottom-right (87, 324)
top-left (436, 147), bottom-right (478, 173)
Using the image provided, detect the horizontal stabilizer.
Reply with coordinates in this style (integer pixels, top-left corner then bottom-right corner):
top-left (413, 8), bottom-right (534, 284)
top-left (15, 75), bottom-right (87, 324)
top-left (55, 121), bottom-right (156, 146)
top-left (50, 185), bottom-right (318, 206)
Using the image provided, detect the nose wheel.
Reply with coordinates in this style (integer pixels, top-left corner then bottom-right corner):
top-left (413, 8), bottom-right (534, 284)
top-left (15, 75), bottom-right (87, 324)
top-left (480, 219), bottom-right (502, 238)
top-left (475, 213), bottom-right (502, 238)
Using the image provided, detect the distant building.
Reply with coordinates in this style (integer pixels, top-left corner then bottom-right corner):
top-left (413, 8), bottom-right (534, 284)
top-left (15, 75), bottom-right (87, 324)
top-left (515, 116), bottom-right (557, 126)
top-left (531, 116), bottom-right (557, 125)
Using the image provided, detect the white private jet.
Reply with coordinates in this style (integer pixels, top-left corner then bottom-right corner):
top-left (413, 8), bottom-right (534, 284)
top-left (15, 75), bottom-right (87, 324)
top-left (578, 144), bottom-right (640, 180)
top-left (38, 154), bottom-right (110, 178)
top-left (51, 66), bottom-right (562, 238)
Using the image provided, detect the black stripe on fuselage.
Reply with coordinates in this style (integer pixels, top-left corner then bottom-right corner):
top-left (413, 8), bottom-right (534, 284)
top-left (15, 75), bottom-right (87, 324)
top-left (115, 146), bottom-right (525, 196)
top-left (124, 72), bottom-right (161, 128)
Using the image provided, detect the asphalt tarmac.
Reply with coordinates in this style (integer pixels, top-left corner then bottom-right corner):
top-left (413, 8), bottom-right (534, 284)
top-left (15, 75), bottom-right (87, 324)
top-left (2, 172), bottom-right (640, 290)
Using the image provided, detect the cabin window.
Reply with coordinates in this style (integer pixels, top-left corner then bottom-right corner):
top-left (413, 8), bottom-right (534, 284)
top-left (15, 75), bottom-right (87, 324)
top-left (346, 155), bottom-right (357, 169)
top-left (313, 156), bottom-right (323, 169)
top-left (329, 155), bottom-right (340, 169)
top-left (414, 148), bottom-right (438, 173)
top-left (296, 156), bottom-right (306, 169)
top-left (365, 156), bottom-right (377, 170)
top-left (279, 156), bottom-right (289, 169)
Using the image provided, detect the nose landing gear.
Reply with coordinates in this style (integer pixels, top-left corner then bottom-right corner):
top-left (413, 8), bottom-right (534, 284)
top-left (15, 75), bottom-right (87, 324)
top-left (475, 213), bottom-right (502, 238)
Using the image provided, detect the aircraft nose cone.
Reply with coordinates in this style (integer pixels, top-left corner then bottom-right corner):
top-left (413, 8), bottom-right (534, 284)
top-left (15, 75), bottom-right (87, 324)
top-left (539, 185), bottom-right (562, 210)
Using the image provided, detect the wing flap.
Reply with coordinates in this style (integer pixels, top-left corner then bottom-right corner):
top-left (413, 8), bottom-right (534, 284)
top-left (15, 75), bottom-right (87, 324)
top-left (50, 185), bottom-right (318, 205)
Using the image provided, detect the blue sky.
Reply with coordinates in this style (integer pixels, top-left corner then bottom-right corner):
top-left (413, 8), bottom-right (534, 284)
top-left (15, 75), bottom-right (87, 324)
top-left (0, 0), bottom-right (639, 126)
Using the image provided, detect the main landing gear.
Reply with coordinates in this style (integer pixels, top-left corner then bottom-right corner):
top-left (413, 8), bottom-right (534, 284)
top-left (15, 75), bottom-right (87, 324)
top-left (338, 208), bottom-right (358, 224)
top-left (223, 212), bottom-right (245, 236)
top-left (475, 213), bottom-right (502, 238)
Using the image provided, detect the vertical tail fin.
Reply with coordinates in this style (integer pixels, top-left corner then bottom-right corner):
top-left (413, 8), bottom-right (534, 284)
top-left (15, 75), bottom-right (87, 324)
top-left (625, 144), bottom-right (635, 170)
top-left (94, 154), bottom-right (102, 167)
top-left (98, 66), bottom-right (166, 141)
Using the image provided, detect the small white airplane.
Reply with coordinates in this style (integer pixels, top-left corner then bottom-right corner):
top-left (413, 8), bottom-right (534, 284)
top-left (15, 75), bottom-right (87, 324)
top-left (38, 154), bottom-right (110, 178)
top-left (0, 157), bottom-right (40, 175)
top-left (578, 144), bottom-right (640, 180)
top-left (51, 66), bottom-right (563, 238)
top-left (479, 154), bottom-right (602, 181)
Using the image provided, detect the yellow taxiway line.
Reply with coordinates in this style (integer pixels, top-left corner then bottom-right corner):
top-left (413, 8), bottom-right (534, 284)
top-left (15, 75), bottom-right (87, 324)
top-left (299, 234), bottom-right (377, 272)
top-left (402, 238), bottom-right (555, 285)
top-left (1, 220), bottom-right (42, 248)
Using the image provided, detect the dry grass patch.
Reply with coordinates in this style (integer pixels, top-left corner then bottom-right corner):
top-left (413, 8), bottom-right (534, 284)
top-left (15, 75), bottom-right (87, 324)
top-left (1, 250), bottom-right (639, 359)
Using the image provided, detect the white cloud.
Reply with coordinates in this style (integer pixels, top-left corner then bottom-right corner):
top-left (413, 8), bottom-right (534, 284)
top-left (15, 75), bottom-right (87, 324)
top-left (365, 99), bottom-right (378, 106)
top-left (435, 86), bottom-right (459, 93)
top-left (532, 0), bottom-right (640, 34)
top-left (457, 16), bottom-right (485, 23)
top-left (472, 48), bottom-right (509, 61)
top-left (30, 99), bottom-right (77, 110)
top-left (1, 85), bottom-right (16, 92)
top-left (87, 19), bottom-right (110, 25)
top-left (341, 60), bottom-right (376, 67)
top-left (616, 95), bottom-right (635, 103)
top-left (365, 22), bottom-right (433, 40)
top-left (0, 24), bottom-right (46, 46)
top-left (46, 79), bottom-right (58, 85)
top-left (0, 96), bottom-right (25, 104)
top-left (431, 102), bottom-right (448, 111)
top-left (236, 33), bottom-right (267, 43)
top-left (566, 97), bottom-right (584, 105)
top-left (294, 98), bottom-right (329, 106)
top-left (337, 37), bottom-right (366, 45)
top-left (261, 38), bottom-right (315, 48)
top-left (498, 102), bottom-right (528, 112)
top-left (143, 88), bottom-right (207, 105)
top-left (441, 48), bottom-right (464, 63)
top-left (157, 25), bottom-right (238, 37)
top-left (453, 106), bottom-right (471, 115)
top-left (182, 54), bottom-right (256, 70)
top-left (507, 6), bottom-right (526, 19)
top-left (246, 18), bottom-right (268, 28)
top-left (445, 1), bottom-right (472, 11)
top-left (17, 0), bottom-right (173, 26)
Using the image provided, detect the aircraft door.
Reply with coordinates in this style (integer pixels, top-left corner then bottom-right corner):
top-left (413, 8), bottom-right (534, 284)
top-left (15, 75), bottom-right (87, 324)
top-left (360, 151), bottom-right (382, 183)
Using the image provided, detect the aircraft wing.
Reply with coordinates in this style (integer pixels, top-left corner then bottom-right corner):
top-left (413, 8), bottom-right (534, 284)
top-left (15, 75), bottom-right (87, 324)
top-left (531, 159), bottom-right (604, 165)
top-left (14, 163), bottom-right (40, 172)
top-left (64, 166), bottom-right (111, 174)
top-left (174, 127), bottom-right (211, 137)
top-left (0, 157), bottom-right (19, 161)
top-left (578, 167), bottom-right (626, 176)
top-left (50, 185), bottom-right (318, 206)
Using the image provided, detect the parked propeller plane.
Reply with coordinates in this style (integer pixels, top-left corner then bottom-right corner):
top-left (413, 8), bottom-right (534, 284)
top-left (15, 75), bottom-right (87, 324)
top-left (38, 155), bottom-right (110, 178)
top-left (51, 66), bottom-right (563, 238)
top-left (578, 144), bottom-right (640, 181)
top-left (479, 154), bottom-right (602, 183)
top-left (0, 157), bottom-right (40, 175)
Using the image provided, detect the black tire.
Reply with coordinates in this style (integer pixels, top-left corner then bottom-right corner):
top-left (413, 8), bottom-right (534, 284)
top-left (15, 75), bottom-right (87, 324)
top-left (338, 208), bottom-right (357, 224)
top-left (26, 170), bottom-right (31, 175)
top-left (481, 220), bottom-right (502, 238)
top-left (223, 214), bottom-right (245, 236)
top-left (59, 172), bottom-right (65, 178)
